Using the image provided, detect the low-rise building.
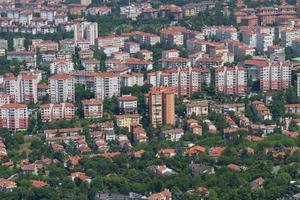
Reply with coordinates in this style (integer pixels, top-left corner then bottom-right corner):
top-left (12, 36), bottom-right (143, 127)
top-left (252, 101), bottom-right (272, 120)
top-left (40, 103), bottom-right (75, 122)
top-left (117, 95), bottom-right (138, 114)
top-left (160, 128), bottom-right (184, 142)
top-left (186, 101), bottom-right (209, 116)
top-left (114, 114), bottom-right (140, 131)
top-left (81, 99), bottom-right (103, 119)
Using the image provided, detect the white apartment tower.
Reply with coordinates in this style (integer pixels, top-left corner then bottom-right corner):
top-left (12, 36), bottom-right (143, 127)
top-left (95, 73), bottom-right (120, 99)
top-left (49, 74), bottom-right (75, 103)
top-left (215, 66), bottom-right (247, 96)
top-left (74, 22), bottom-right (98, 46)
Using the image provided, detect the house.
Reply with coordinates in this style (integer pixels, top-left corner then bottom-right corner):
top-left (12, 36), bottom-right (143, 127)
top-left (251, 177), bottom-right (264, 189)
top-left (252, 101), bottom-right (272, 120)
top-left (285, 104), bottom-right (300, 114)
top-left (189, 163), bottom-right (215, 176)
top-left (148, 189), bottom-right (172, 200)
top-left (148, 165), bottom-right (176, 176)
top-left (282, 130), bottom-right (299, 138)
top-left (95, 139), bottom-right (109, 152)
top-left (0, 178), bottom-right (16, 191)
top-left (227, 163), bottom-right (242, 172)
top-left (157, 148), bottom-right (176, 158)
top-left (209, 147), bottom-right (225, 158)
top-left (21, 163), bottom-right (42, 175)
top-left (31, 180), bottom-right (48, 188)
top-left (160, 128), bottom-right (184, 142)
top-left (133, 150), bottom-right (145, 159)
top-left (132, 127), bottom-right (148, 144)
top-left (187, 119), bottom-right (202, 135)
top-left (185, 145), bottom-right (206, 156)
top-left (71, 172), bottom-right (91, 183)
top-left (204, 120), bottom-right (217, 133)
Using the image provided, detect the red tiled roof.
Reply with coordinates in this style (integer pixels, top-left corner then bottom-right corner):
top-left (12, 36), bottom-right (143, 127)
top-left (31, 180), bottom-right (48, 188)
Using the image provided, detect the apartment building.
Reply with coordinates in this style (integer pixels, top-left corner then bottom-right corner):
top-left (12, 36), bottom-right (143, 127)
top-left (117, 95), bottom-right (138, 114)
top-left (133, 31), bottom-right (160, 46)
top-left (148, 87), bottom-right (175, 127)
top-left (124, 41), bottom-right (140, 54)
top-left (162, 49), bottom-right (180, 59)
top-left (124, 57), bottom-right (153, 71)
top-left (252, 101), bottom-right (272, 120)
top-left (292, 39), bottom-right (300, 56)
top-left (256, 33), bottom-right (273, 52)
top-left (4, 72), bottom-right (41, 104)
top-left (260, 61), bottom-right (292, 92)
top-left (120, 72), bottom-right (144, 87)
top-left (96, 35), bottom-right (125, 49)
top-left (40, 103), bottom-right (75, 122)
top-left (215, 26), bottom-right (238, 42)
top-left (226, 40), bottom-right (255, 58)
top-left (0, 103), bottom-right (28, 131)
top-left (74, 22), bottom-right (98, 46)
top-left (241, 30), bottom-right (257, 48)
top-left (160, 57), bottom-right (191, 69)
top-left (50, 59), bottom-right (74, 74)
top-left (160, 27), bottom-right (184, 46)
top-left (186, 101), bottom-right (209, 116)
top-left (215, 66), bottom-right (247, 96)
top-left (147, 67), bottom-right (210, 96)
top-left (114, 114), bottom-right (140, 131)
top-left (280, 29), bottom-right (300, 47)
top-left (49, 74), bottom-right (75, 103)
top-left (81, 99), bottom-right (103, 119)
top-left (95, 72), bottom-right (120, 99)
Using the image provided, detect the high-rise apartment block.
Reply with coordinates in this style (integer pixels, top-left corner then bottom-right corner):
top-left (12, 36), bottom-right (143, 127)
top-left (147, 67), bottom-right (210, 97)
top-left (49, 74), bottom-right (75, 103)
top-left (74, 22), bottom-right (98, 46)
top-left (260, 61), bottom-right (292, 92)
top-left (95, 73), bottom-right (120, 99)
top-left (0, 103), bottom-right (28, 131)
top-left (4, 72), bottom-right (41, 104)
top-left (215, 66), bottom-right (247, 96)
top-left (148, 87), bottom-right (175, 128)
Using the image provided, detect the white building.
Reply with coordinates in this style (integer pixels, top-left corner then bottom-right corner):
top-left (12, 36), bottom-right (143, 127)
top-left (95, 73), bottom-right (120, 99)
top-left (49, 74), bottom-right (75, 103)
top-left (74, 22), bottom-right (98, 46)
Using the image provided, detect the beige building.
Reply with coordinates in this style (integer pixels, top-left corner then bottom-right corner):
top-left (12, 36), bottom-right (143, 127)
top-left (115, 114), bottom-right (140, 131)
top-left (81, 99), bottom-right (103, 119)
top-left (148, 87), bottom-right (175, 127)
top-left (186, 101), bottom-right (209, 116)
